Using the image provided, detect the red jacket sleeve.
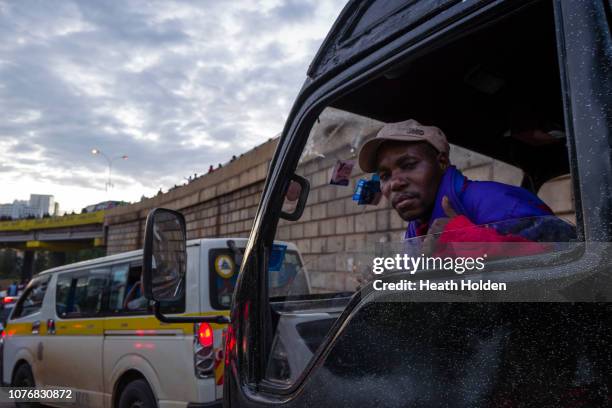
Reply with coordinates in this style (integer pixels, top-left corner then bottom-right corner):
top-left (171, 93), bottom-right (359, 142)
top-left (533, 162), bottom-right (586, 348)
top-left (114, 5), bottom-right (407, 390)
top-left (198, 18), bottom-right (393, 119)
top-left (435, 215), bottom-right (552, 258)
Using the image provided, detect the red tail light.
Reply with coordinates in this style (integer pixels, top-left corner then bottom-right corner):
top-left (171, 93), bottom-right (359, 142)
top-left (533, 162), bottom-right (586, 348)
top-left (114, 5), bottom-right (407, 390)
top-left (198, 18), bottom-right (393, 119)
top-left (3, 297), bottom-right (15, 304)
top-left (194, 323), bottom-right (215, 378)
top-left (197, 322), bottom-right (213, 348)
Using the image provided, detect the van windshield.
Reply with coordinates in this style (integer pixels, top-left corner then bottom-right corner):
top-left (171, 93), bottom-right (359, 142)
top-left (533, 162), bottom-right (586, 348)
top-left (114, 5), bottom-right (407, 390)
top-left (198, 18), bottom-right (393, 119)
top-left (209, 246), bottom-right (307, 309)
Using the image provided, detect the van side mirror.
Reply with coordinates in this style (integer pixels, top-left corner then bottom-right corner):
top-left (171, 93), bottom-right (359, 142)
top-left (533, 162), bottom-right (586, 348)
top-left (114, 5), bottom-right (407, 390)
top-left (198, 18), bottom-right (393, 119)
top-left (280, 175), bottom-right (310, 221)
top-left (143, 208), bottom-right (229, 324)
top-left (143, 208), bottom-right (187, 303)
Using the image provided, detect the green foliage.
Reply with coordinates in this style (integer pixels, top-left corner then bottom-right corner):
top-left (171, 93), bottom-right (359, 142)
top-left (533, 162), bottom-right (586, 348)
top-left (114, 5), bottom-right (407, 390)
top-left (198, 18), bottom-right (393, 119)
top-left (65, 247), bottom-right (106, 264)
top-left (0, 247), bottom-right (107, 278)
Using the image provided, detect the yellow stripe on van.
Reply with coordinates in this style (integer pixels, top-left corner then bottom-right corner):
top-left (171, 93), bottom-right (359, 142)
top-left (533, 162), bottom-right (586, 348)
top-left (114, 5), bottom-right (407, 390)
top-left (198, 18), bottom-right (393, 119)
top-left (5, 311), bottom-right (229, 337)
top-left (5, 322), bottom-right (40, 337)
top-left (104, 316), bottom-right (192, 333)
top-left (55, 319), bottom-right (105, 335)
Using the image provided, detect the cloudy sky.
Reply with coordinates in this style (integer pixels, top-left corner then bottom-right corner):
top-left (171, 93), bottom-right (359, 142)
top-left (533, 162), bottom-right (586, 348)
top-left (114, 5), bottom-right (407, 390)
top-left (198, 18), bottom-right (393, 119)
top-left (0, 0), bottom-right (346, 213)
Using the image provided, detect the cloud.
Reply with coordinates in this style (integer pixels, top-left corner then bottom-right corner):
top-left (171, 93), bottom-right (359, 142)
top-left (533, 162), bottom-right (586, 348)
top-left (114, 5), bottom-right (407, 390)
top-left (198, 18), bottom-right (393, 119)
top-left (0, 0), bottom-right (347, 212)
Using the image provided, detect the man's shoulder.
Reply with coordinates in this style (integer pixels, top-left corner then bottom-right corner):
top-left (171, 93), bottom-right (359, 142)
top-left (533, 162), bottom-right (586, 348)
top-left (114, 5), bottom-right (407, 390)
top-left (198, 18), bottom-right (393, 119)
top-left (461, 179), bottom-right (551, 222)
top-left (463, 179), bottom-right (539, 201)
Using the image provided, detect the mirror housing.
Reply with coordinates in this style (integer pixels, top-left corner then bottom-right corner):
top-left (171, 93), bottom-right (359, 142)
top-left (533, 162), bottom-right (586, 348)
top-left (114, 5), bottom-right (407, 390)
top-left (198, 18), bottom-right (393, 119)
top-left (143, 208), bottom-right (229, 324)
top-left (142, 208), bottom-right (187, 303)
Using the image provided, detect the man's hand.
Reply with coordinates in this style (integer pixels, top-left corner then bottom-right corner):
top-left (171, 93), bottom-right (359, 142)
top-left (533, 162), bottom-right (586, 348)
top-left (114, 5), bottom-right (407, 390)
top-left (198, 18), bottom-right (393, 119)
top-left (442, 195), bottom-right (458, 218)
top-left (428, 196), bottom-right (458, 234)
top-left (422, 196), bottom-right (458, 255)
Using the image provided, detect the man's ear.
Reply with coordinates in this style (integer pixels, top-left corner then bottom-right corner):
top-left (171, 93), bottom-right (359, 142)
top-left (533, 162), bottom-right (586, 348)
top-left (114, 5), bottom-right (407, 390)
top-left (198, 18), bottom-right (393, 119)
top-left (437, 151), bottom-right (450, 170)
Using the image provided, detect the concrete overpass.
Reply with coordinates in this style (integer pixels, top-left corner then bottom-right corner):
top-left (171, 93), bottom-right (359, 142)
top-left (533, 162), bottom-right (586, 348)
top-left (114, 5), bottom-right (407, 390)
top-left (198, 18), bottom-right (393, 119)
top-left (0, 211), bottom-right (106, 280)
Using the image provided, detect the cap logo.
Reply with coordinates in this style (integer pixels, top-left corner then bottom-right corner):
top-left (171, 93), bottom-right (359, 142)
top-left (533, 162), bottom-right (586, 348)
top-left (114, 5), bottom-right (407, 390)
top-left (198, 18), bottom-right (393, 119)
top-left (407, 128), bottom-right (424, 136)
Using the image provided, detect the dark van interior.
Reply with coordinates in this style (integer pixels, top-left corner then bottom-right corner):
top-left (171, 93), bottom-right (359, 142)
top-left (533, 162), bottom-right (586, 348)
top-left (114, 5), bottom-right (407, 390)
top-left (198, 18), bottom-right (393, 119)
top-left (332, 0), bottom-right (569, 194)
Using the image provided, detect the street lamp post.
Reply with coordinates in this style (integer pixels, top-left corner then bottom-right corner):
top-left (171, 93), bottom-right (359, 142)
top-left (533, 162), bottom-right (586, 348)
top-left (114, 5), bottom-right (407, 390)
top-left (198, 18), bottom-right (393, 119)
top-left (91, 148), bottom-right (128, 191)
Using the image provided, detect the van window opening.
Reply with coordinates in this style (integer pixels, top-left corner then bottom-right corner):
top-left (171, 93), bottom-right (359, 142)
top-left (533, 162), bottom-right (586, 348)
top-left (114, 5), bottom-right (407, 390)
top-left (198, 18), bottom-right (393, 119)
top-left (122, 265), bottom-right (148, 312)
top-left (56, 270), bottom-right (108, 318)
top-left (11, 277), bottom-right (50, 319)
top-left (108, 262), bottom-right (185, 315)
top-left (209, 248), bottom-right (307, 310)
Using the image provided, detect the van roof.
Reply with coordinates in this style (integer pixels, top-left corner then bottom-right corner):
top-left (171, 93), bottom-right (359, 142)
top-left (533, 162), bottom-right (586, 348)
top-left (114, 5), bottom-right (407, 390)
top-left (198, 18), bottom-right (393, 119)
top-left (308, 0), bottom-right (461, 79)
top-left (37, 237), bottom-right (251, 276)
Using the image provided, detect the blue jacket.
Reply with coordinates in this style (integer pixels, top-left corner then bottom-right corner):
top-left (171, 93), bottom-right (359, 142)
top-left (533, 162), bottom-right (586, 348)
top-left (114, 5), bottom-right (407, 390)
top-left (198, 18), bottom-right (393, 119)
top-left (405, 166), bottom-right (576, 241)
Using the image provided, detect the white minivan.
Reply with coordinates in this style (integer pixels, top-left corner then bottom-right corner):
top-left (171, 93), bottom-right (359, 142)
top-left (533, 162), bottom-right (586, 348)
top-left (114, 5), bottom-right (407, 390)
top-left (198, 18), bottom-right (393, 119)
top-left (2, 238), bottom-right (308, 408)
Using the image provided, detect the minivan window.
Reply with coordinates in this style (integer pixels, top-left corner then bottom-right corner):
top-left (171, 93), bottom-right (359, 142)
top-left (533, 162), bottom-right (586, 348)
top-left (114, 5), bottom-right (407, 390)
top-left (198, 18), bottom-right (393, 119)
top-left (105, 263), bottom-right (185, 315)
top-left (209, 247), bottom-right (307, 309)
top-left (56, 269), bottom-right (108, 318)
top-left (120, 265), bottom-right (148, 313)
top-left (11, 277), bottom-right (50, 319)
top-left (108, 263), bottom-right (130, 313)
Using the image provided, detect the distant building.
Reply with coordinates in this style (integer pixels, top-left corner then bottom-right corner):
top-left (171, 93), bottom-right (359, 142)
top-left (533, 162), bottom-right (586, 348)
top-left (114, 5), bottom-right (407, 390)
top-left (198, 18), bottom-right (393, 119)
top-left (53, 202), bottom-right (60, 216)
top-left (29, 194), bottom-right (55, 217)
top-left (0, 200), bottom-right (38, 219)
top-left (0, 194), bottom-right (58, 220)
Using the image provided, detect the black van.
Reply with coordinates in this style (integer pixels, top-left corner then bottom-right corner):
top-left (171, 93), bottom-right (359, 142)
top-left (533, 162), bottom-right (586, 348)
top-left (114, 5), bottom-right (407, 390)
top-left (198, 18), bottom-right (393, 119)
top-left (144, 0), bottom-right (611, 407)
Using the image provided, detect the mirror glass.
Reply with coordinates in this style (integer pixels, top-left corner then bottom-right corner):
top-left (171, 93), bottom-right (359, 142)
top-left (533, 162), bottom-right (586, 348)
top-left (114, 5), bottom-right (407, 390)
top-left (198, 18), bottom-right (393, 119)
top-left (150, 210), bottom-right (186, 302)
top-left (281, 180), bottom-right (302, 214)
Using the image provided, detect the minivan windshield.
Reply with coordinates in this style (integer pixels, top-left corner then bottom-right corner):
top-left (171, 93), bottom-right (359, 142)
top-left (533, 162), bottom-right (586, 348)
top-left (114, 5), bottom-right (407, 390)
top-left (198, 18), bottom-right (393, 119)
top-left (210, 246), bottom-right (308, 309)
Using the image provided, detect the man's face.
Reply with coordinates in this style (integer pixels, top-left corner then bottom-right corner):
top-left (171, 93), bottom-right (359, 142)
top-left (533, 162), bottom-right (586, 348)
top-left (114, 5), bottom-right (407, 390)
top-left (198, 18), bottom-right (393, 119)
top-left (376, 141), bottom-right (446, 222)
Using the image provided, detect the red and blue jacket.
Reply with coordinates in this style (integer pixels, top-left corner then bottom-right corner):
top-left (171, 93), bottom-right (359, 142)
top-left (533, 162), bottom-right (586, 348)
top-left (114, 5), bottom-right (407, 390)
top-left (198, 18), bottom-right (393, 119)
top-left (405, 166), bottom-right (576, 243)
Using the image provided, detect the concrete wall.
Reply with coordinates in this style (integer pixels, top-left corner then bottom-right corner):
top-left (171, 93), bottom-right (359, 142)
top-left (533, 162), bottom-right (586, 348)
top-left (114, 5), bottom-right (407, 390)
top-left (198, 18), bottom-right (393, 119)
top-left (105, 139), bottom-right (276, 254)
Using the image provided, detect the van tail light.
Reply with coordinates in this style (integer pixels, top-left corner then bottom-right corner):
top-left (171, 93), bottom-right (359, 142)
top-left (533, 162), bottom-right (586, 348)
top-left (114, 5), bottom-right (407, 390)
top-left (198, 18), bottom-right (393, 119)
top-left (194, 323), bottom-right (214, 378)
top-left (197, 322), bottom-right (213, 348)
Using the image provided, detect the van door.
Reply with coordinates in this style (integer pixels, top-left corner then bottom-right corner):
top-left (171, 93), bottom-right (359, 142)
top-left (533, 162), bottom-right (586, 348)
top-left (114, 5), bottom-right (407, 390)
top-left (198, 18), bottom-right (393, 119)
top-left (4, 275), bottom-right (51, 386)
top-left (104, 259), bottom-right (196, 407)
top-left (31, 274), bottom-right (56, 389)
top-left (45, 268), bottom-right (109, 407)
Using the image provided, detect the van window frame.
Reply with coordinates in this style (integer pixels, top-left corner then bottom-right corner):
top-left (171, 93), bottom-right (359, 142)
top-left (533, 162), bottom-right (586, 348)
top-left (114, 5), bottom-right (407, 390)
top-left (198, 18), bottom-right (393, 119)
top-left (104, 261), bottom-right (154, 317)
top-left (53, 258), bottom-right (186, 319)
top-left (55, 268), bottom-right (109, 319)
top-left (253, 1), bottom-right (586, 397)
top-left (208, 248), bottom-right (239, 311)
top-left (209, 247), bottom-right (307, 310)
top-left (110, 260), bottom-right (186, 316)
top-left (10, 275), bottom-right (50, 320)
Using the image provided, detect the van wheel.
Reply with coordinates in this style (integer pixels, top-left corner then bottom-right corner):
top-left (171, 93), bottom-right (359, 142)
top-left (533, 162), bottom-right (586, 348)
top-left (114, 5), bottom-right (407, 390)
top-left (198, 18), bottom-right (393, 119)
top-left (118, 379), bottom-right (157, 408)
top-left (12, 364), bottom-right (40, 407)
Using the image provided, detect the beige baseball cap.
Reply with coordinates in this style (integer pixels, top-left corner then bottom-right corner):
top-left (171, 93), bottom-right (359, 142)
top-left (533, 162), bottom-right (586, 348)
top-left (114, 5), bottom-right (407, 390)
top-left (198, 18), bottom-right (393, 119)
top-left (358, 119), bottom-right (449, 173)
